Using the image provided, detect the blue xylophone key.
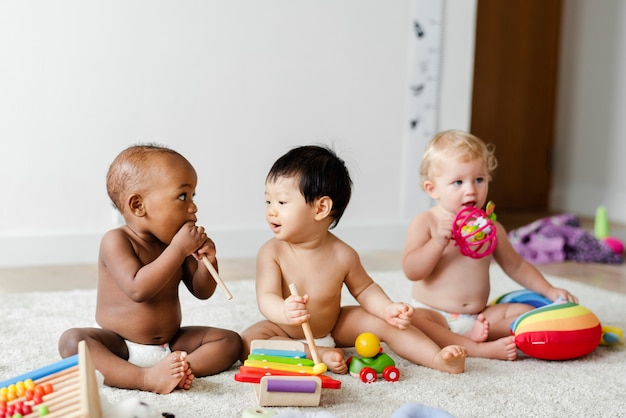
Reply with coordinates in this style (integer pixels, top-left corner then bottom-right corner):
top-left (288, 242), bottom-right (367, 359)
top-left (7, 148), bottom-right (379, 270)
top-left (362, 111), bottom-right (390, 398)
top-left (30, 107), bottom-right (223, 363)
top-left (251, 348), bottom-right (307, 359)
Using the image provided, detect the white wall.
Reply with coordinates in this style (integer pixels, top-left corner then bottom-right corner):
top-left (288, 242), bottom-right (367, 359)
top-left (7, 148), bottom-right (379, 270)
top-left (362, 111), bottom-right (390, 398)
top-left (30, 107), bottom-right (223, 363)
top-left (0, 1), bottom-right (477, 267)
top-left (551, 0), bottom-right (626, 225)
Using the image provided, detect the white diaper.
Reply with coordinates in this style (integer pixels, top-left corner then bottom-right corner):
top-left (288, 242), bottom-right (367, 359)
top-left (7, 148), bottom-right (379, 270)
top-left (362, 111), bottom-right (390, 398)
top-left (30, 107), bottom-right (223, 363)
top-left (298, 333), bottom-right (336, 348)
top-left (411, 299), bottom-right (478, 336)
top-left (125, 340), bottom-right (172, 368)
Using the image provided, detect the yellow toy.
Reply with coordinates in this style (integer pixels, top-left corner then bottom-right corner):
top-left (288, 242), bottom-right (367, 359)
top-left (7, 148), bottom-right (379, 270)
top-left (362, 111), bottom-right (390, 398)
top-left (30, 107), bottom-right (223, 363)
top-left (600, 325), bottom-right (623, 346)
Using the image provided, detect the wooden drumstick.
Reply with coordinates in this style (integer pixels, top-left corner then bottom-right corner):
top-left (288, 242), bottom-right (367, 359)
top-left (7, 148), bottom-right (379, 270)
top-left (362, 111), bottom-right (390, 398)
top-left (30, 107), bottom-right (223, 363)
top-left (201, 256), bottom-right (233, 300)
top-left (288, 283), bottom-right (327, 375)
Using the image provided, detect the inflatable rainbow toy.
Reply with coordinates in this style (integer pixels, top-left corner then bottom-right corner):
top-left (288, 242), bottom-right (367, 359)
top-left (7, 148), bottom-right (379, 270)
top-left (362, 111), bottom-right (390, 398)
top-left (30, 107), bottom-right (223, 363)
top-left (510, 301), bottom-right (602, 360)
top-left (492, 289), bottom-right (612, 360)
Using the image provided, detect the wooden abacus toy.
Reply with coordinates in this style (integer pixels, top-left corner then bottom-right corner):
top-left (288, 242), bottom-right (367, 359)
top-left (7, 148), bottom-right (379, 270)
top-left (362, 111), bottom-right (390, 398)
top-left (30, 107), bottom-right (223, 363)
top-left (0, 341), bottom-right (101, 418)
top-left (235, 340), bottom-right (341, 407)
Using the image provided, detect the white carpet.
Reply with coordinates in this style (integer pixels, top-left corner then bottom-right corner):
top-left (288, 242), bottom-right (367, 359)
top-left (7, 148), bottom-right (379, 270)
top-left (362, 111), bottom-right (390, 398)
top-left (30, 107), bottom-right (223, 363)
top-left (1, 265), bottom-right (625, 418)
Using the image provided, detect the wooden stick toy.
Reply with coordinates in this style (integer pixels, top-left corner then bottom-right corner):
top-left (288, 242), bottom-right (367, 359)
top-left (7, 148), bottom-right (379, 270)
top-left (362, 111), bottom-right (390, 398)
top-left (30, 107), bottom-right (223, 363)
top-left (201, 256), bottom-right (233, 300)
top-left (288, 283), bottom-right (327, 375)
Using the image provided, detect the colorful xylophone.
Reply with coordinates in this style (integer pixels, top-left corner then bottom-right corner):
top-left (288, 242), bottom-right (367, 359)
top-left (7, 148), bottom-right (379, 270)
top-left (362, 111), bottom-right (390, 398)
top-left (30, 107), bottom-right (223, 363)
top-left (0, 341), bottom-right (101, 418)
top-left (235, 340), bottom-right (341, 407)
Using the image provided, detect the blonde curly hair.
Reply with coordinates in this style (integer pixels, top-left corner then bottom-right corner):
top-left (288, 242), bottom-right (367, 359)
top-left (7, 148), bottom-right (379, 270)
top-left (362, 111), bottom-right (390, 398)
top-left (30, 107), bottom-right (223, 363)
top-left (420, 130), bottom-right (498, 188)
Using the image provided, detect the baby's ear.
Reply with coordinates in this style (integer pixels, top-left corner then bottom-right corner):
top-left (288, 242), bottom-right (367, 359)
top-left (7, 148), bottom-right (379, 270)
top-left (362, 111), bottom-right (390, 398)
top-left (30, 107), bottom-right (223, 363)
top-left (314, 196), bottom-right (333, 221)
top-left (423, 180), bottom-right (438, 199)
top-left (128, 194), bottom-right (146, 217)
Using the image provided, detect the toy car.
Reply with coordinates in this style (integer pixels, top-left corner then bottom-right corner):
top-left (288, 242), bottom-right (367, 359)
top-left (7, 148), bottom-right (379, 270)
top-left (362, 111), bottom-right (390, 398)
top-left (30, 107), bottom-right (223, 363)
top-left (346, 332), bottom-right (400, 383)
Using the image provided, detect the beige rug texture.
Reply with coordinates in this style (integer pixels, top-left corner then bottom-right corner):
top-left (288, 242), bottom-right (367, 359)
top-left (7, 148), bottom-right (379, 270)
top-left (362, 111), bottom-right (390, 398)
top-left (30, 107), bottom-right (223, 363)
top-left (1, 264), bottom-right (624, 418)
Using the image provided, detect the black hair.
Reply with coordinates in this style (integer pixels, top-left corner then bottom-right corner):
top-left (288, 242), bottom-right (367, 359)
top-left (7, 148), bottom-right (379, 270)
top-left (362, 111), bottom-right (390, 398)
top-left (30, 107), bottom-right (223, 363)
top-left (267, 145), bottom-right (352, 229)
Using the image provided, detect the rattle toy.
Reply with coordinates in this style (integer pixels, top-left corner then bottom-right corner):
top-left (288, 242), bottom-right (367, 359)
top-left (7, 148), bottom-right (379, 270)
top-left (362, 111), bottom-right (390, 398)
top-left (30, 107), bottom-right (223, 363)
top-left (236, 340), bottom-right (341, 407)
top-left (452, 201), bottom-right (497, 259)
top-left (201, 256), bottom-right (233, 300)
top-left (288, 283), bottom-right (328, 375)
top-left (347, 332), bottom-right (400, 383)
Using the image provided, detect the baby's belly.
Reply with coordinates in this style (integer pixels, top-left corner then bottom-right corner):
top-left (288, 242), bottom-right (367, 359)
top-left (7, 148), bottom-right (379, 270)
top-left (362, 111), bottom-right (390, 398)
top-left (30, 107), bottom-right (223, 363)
top-left (412, 287), bottom-right (487, 314)
top-left (97, 308), bottom-right (181, 344)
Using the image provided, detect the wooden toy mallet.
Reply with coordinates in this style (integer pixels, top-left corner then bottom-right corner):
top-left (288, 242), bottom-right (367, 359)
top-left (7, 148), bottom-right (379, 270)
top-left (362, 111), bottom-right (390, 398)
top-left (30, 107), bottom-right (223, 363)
top-left (201, 256), bottom-right (233, 300)
top-left (288, 283), bottom-right (328, 375)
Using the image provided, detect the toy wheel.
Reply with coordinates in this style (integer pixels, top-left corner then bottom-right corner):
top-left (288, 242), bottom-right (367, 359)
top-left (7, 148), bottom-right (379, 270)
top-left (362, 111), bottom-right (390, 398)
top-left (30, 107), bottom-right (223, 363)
top-left (359, 367), bottom-right (377, 383)
top-left (345, 356), bottom-right (353, 367)
top-left (382, 366), bottom-right (400, 382)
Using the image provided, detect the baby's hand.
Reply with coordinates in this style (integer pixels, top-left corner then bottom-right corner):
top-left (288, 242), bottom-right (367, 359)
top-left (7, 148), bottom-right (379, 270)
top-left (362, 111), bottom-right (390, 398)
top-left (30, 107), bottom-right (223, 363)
top-left (546, 287), bottom-right (579, 304)
top-left (434, 214), bottom-right (454, 248)
top-left (384, 302), bottom-right (414, 330)
top-left (171, 221), bottom-right (208, 256)
top-left (194, 234), bottom-right (217, 262)
top-left (283, 293), bottom-right (311, 325)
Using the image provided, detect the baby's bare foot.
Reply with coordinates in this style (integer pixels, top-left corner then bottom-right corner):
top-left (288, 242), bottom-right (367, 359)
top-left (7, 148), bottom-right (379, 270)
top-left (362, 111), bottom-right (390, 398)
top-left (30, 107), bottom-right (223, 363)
top-left (176, 357), bottom-right (195, 390)
top-left (319, 347), bottom-right (346, 374)
top-left (143, 351), bottom-right (189, 394)
top-left (466, 313), bottom-right (489, 342)
top-left (433, 345), bottom-right (467, 374)
top-left (475, 335), bottom-right (517, 361)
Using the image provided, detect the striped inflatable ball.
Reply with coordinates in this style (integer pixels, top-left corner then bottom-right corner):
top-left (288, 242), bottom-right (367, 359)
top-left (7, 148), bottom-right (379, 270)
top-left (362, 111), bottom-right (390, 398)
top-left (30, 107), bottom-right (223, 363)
top-left (494, 290), bottom-right (602, 360)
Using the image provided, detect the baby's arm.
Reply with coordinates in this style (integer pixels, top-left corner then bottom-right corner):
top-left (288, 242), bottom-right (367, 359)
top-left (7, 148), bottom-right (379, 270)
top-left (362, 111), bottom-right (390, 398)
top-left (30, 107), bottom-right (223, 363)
top-left (255, 244), bottom-right (309, 326)
top-left (101, 221), bottom-right (208, 301)
top-left (494, 223), bottom-right (579, 304)
top-left (355, 281), bottom-right (414, 330)
top-left (402, 210), bottom-right (453, 281)
top-left (345, 254), bottom-right (414, 330)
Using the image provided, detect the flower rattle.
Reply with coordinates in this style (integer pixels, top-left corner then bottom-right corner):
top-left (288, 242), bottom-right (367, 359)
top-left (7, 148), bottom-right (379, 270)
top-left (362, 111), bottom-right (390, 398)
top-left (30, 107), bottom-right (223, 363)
top-left (452, 201), bottom-right (497, 259)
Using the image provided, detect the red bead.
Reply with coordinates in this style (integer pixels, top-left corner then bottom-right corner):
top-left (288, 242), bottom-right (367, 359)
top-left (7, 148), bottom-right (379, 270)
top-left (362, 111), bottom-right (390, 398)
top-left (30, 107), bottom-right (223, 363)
top-left (24, 390), bottom-right (34, 401)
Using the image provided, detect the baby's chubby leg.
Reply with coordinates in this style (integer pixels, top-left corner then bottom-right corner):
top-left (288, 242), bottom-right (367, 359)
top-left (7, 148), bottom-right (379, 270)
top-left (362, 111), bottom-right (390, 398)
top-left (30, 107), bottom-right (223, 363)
top-left (465, 313), bottom-right (489, 342)
top-left (483, 303), bottom-right (534, 339)
top-left (332, 306), bottom-right (467, 374)
top-left (411, 307), bottom-right (517, 360)
top-left (58, 327), bottom-right (191, 393)
top-left (170, 326), bottom-right (243, 378)
top-left (473, 336), bottom-right (517, 361)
